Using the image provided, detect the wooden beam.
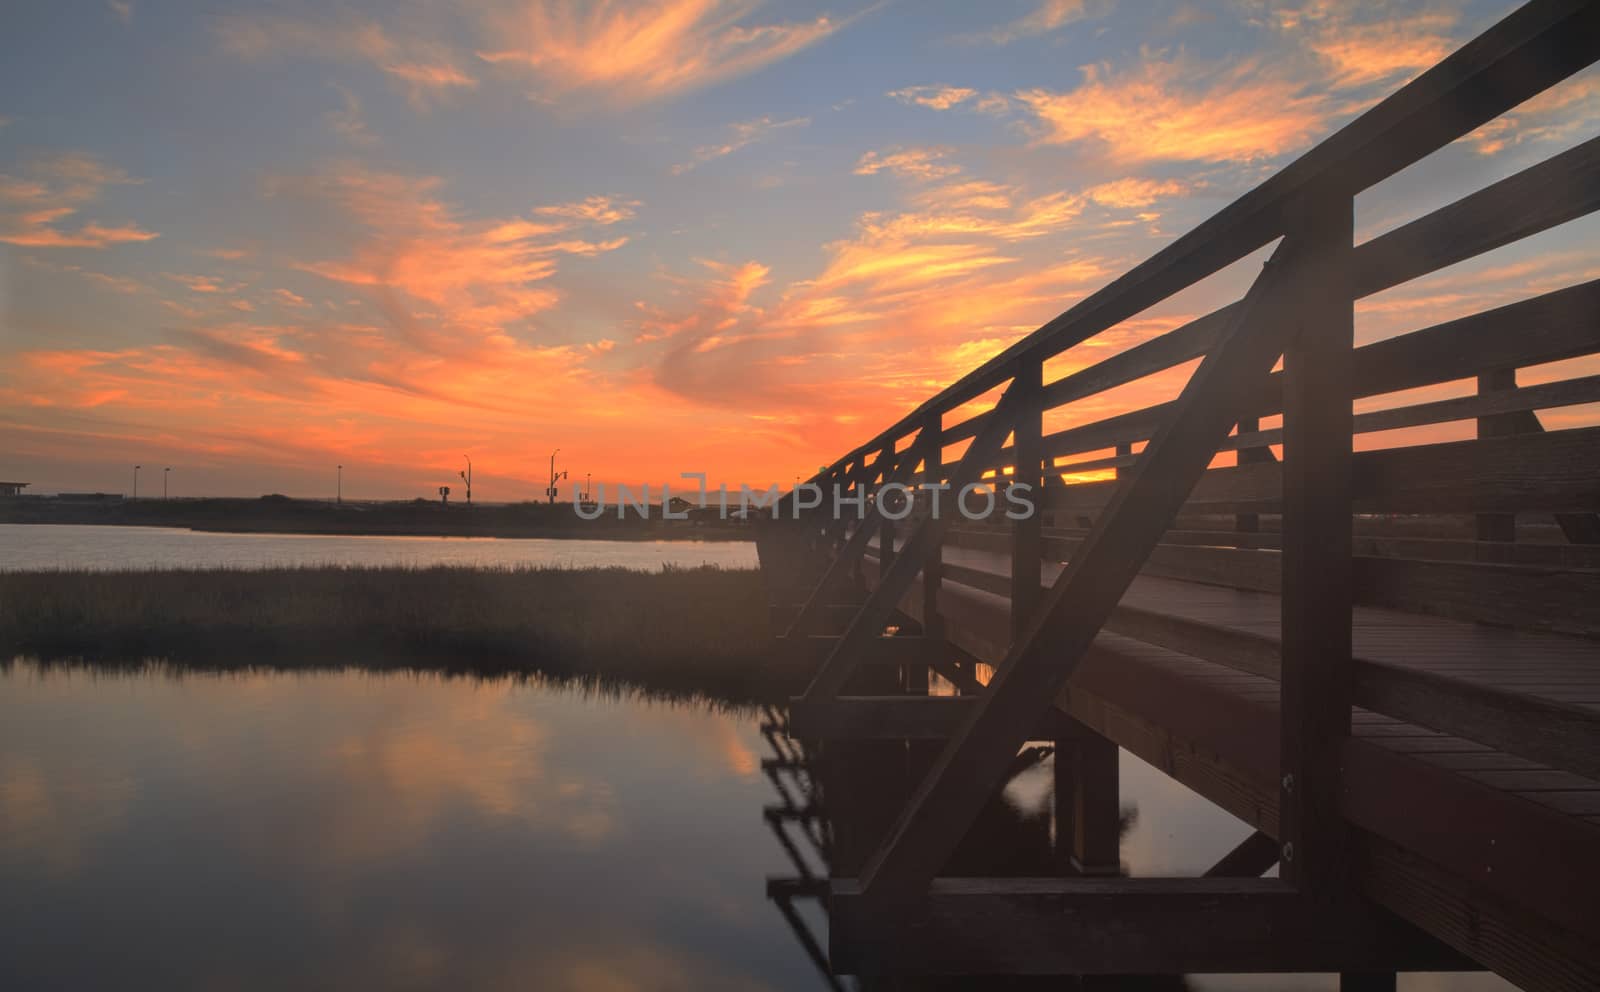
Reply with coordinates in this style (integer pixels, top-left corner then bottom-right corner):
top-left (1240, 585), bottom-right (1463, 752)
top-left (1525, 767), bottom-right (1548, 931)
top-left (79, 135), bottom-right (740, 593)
top-left (1011, 357), bottom-right (1044, 641)
top-left (1061, 729), bottom-right (1121, 875)
top-left (828, 876), bottom-right (1474, 976)
top-left (787, 695), bottom-right (1079, 741)
top-left (856, 238), bottom-right (1310, 903)
top-left (1340, 737), bottom-right (1600, 944)
top-left (918, 411), bottom-right (945, 638)
top-left (1278, 193), bottom-right (1355, 900)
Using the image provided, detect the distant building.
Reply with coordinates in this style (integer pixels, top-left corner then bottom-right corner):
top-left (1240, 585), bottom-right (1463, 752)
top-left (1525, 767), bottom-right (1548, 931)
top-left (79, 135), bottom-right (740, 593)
top-left (0, 481), bottom-right (28, 497)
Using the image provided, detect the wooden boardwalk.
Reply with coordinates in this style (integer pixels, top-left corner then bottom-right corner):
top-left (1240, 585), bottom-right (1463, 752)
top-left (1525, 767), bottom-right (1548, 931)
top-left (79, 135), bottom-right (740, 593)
top-left (753, 2), bottom-right (1600, 988)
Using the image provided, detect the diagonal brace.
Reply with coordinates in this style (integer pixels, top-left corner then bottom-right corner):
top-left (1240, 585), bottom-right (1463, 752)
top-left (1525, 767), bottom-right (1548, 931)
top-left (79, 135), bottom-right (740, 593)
top-left (802, 380), bottom-right (1029, 700)
top-left (855, 234), bottom-right (1314, 904)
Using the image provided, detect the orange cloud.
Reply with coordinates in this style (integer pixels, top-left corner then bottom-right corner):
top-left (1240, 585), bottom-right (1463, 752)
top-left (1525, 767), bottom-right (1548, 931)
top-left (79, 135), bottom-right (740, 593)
top-left (0, 153), bottom-right (157, 248)
top-left (267, 168), bottom-right (635, 350)
top-left (475, 0), bottom-right (847, 104)
top-left (1266, 3), bottom-right (1460, 89)
top-left (1085, 177), bottom-right (1192, 208)
top-left (1015, 56), bottom-right (1330, 164)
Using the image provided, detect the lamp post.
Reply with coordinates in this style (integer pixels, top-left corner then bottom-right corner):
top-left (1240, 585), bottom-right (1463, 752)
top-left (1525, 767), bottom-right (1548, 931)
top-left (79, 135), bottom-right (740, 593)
top-left (547, 448), bottom-right (566, 505)
top-left (337, 465), bottom-right (343, 504)
top-left (164, 467), bottom-right (171, 500)
top-left (460, 455), bottom-right (472, 506)
top-left (133, 464), bottom-right (140, 500)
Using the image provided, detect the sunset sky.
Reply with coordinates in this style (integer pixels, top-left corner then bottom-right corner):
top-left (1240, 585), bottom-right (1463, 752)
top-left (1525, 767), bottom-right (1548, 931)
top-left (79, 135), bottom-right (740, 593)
top-left (3, 0), bottom-right (1597, 500)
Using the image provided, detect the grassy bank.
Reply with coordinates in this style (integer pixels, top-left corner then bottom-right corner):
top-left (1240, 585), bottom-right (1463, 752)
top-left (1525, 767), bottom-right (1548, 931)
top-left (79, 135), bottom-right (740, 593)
top-left (0, 565), bottom-right (787, 702)
top-left (0, 494), bottom-right (753, 540)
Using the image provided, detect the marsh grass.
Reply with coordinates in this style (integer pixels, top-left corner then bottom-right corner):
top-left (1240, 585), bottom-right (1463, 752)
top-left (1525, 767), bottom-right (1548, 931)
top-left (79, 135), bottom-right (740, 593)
top-left (0, 564), bottom-right (787, 702)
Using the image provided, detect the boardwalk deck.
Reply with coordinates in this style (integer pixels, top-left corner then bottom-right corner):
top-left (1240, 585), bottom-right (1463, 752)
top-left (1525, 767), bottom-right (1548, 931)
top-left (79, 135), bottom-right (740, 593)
top-left (754, 2), bottom-right (1600, 988)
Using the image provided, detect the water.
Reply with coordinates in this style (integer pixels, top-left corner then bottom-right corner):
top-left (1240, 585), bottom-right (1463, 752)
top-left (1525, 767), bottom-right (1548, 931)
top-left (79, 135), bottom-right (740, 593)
top-left (0, 524), bottom-right (758, 572)
top-left (0, 665), bottom-right (1509, 991)
top-left (0, 665), bottom-right (814, 990)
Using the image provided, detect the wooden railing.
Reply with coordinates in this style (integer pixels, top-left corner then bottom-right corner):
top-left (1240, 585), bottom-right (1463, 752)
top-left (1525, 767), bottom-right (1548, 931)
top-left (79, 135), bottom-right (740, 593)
top-left (775, 0), bottom-right (1600, 918)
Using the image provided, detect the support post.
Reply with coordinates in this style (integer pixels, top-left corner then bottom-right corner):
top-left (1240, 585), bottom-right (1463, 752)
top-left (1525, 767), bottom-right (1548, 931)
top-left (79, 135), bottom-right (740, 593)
top-left (1235, 416), bottom-right (1274, 536)
top-left (1011, 357), bottom-right (1045, 641)
top-left (919, 411), bottom-right (944, 643)
top-left (1278, 191), bottom-right (1355, 902)
top-left (878, 444), bottom-right (897, 571)
top-left (1056, 730), bottom-right (1120, 875)
top-left (1476, 369), bottom-right (1518, 542)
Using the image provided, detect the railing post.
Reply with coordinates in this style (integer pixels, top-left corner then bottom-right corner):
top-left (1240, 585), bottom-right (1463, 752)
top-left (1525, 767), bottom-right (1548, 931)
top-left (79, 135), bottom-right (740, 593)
top-left (918, 412), bottom-right (944, 642)
top-left (1279, 191), bottom-right (1355, 905)
top-left (878, 444), bottom-right (897, 572)
top-left (1476, 368), bottom-right (1518, 542)
top-left (1011, 357), bottom-right (1045, 642)
top-left (1234, 417), bottom-right (1270, 537)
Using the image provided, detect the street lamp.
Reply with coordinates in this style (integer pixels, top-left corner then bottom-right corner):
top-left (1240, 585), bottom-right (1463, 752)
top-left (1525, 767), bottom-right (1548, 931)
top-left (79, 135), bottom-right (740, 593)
top-left (337, 465), bottom-right (343, 504)
top-left (547, 448), bottom-right (567, 505)
top-left (164, 467), bottom-right (171, 500)
top-left (460, 455), bottom-right (472, 506)
top-left (133, 464), bottom-right (141, 500)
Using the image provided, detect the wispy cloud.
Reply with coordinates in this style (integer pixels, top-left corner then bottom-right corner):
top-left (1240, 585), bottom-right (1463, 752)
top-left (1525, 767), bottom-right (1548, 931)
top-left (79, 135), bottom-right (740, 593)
top-left (0, 153), bottom-right (158, 248)
top-left (672, 115), bottom-right (810, 175)
top-left (476, 0), bottom-right (849, 105)
top-left (888, 84), bottom-right (976, 110)
top-left (959, 0), bottom-right (1096, 46)
top-left (217, 14), bottom-right (477, 110)
top-left (854, 147), bottom-right (960, 181)
top-left (323, 85), bottom-right (377, 146)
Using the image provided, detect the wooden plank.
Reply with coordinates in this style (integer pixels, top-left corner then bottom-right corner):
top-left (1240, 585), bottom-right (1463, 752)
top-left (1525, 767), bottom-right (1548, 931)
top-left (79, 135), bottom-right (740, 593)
top-left (1357, 663), bottom-right (1600, 781)
top-left (1353, 556), bottom-right (1600, 636)
top-left (1340, 737), bottom-right (1600, 941)
top-left (1354, 426), bottom-right (1600, 514)
top-left (1045, 426), bottom-right (1600, 519)
top-left (1225, 372), bottom-right (1600, 452)
top-left (1356, 833), bottom-right (1600, 992)
top-left (1350, 134), bottom-right (1600, 297)
top-left (787, 695), bottom-right (1076, 741)
top-left (856, 240), bottom-right (1310, 902)
top-left (828, 876), bottom-right (1474, 976)
top-left (772, 636), bottom-right (958, 674)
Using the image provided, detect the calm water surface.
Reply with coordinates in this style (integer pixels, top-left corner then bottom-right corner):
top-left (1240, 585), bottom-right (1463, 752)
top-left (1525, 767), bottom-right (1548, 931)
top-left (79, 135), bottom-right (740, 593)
top-left (0, 524), bottom-right (758, 572)
top-left (0, 665), bottom-right (1507, 991)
